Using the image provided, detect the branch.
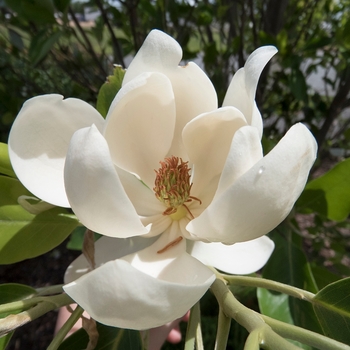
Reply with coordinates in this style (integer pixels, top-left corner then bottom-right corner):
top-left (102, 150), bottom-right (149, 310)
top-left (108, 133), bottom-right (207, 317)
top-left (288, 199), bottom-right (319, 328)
top-left (68, 6), bottom-right (108, 76)
top-left (223, 275), bottom-right (315, 302)
top-left (316, 67), bottom-right (350, 151)
top-left (94, 0), bottom-right (125, 66)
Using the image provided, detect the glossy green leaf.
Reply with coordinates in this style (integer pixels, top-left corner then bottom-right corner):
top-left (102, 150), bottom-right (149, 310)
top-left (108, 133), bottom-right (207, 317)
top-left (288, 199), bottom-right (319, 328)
top-left (96, 66), bottom-right (126, 118)
top-left (297, 158), bottom-right (350, 221)
top-left (58, 323), bottom-right (143, 350)
top-left (29, 30), bottom-right (62, 66)
top-left (0, 175), bottom-right (79, 264)
top-left (313, 278), bottom-right (350, 344)
top-left (0, 143), bottom-right (16, 178)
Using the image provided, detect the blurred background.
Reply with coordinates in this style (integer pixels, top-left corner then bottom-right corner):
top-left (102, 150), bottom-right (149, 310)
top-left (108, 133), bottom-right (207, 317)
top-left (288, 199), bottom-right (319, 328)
top-left (0, 0), bottom-right (350, 349)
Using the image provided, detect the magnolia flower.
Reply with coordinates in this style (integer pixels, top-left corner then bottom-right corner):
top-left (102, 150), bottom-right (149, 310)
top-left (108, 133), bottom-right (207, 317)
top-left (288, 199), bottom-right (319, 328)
top-left (8, 30), bottom-right (317, 330)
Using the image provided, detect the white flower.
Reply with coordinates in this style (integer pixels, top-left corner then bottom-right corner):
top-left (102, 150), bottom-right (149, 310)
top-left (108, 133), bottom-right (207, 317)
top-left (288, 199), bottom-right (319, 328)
top-left (8, 30), bottom-right (317, 330)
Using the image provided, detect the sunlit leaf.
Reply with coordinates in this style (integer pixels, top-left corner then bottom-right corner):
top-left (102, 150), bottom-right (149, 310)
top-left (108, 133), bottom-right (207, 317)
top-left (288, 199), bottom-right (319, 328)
top-left (0, 176), bottom-right (79, 264)
top-left (96, 66), bottom-right (126, 118)
top-left (0, 143), bottom-right (16, 178)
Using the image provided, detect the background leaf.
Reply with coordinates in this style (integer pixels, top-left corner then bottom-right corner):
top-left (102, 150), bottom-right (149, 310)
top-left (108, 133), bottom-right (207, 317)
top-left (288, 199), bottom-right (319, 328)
top-left (263, 229), bottom-right (323, 335)
top-left (297, 158), bottom-right (350, 221)
top-left (313, 278), bottom-right (350, 344)
top-left (96, 66), bottom-right (126, 118)
top-left (0, 175), bottom-right (79, 264)
top-left (29, 30), bottom-right (62, 66)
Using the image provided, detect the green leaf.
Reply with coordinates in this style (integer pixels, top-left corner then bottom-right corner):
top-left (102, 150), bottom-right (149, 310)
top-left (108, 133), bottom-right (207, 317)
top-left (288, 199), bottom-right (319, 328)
top-left (29, 30), bottom-right (62, 66)
top-left (0, 333), bottom-right (13, 350)
top-left (0, 284), bottom-right (37, 316)
top-left (8, 28), bottom-right (24, 51)
top-left (257, 288), bottom-right (311, 349)
top-left (0, 143), bottom-right (16, 178)
top-left (297, 158), bottom-right (350, 221)
top-left (257, 288), bottom-right (294, 324)
top-left (0, 175), bottom-right (79, 264)
top-left (0, 284), bottom-right (37, 350)
top-left (313, 278), bottom-right (350, 344)
top-left (263, 229), bottom-right (323, 334)
top-left (66, 226), bottom-right (100, 251)
top-left (5, 0), bottom-right (56, 24)
top-left (58, 323), bottom-right (143, 350)
top-left (96, 66), bottom-right (126, 118)
top-left (53, 0), bottom-right (70, 12)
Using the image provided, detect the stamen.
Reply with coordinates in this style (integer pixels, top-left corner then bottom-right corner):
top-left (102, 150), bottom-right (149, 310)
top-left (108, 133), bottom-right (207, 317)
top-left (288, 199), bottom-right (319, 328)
top-left (157, 236), bottom-right (183, 254)
top-left (153, 156), bottom-right (202, 219)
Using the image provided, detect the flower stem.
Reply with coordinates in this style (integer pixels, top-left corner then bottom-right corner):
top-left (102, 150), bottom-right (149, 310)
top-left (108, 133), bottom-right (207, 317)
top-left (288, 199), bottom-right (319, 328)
top-left (223, 275), bottom-right (315, 302)
top-left (185, 302), bottom-right (202, 350)
top-left (210, 278), bottom-right (302, 350)
top-left (214, 307), bottom-right (231, 350)
top-left (47, 305), bottom-right (84, 350)
top-left (0, 293), bottom-right (73, 336)
top-left (262, 314), bottom-right (350, 350)
top-left (36, 284), bottom-right (64, 296)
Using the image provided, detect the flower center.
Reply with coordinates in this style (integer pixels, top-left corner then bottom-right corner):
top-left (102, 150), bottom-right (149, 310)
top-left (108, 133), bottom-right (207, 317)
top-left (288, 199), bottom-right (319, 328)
top-left (153, 156), bottom-right (201, 218)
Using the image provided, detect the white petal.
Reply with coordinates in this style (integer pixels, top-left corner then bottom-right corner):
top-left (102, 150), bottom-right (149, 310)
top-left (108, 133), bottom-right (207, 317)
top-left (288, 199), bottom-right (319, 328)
top-left (189, 236), bottom-right (274, 275)
top-left (182, 107), bottom-right (247, 198)
top-left (187, 123), bottom-right (317, 244)
top-left (64, 230), bottom-right (215, 330)
top-left (64, 125), bottom-right (148, 238)
top-left (214, 126), bottom-right (263, 200)
top-left (64, 235), bottom-right (157, 283)
top-left (141, 214), bottom-right (172, 237)
top-left (8, 95), bottom-right (104, 207)
top-left (123, 30), bottom-right (218, 159)
top-left (116, 167), bottom-right (165, 216)
top-left (104, 72), bottom-right (176, 188)
top-left (223, 46), bottom-right (277, 137)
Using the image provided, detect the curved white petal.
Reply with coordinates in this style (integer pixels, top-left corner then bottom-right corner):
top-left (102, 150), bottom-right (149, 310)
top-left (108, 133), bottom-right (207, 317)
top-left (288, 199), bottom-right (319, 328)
top-left (123, 30), bottom-right (218, 159)
top-left (214, 126), bottom-right (263, 200)
top-left (8, 94), bottom-right (104, 207)
top-left (64, 228), bottom-right (215, 330)
top-left (116, 167), bottom-right (164, 216)
top-left (64, 125), bottom-right (148, 238)
top-left (141, 214), bottom-right (172, 237)
top-left (104, 72), bottom-right (176, 188)
top-left (187, 123), bottom-right (317, 244)
top-left (189, 236), bottom-right (274, 275)
top-left (182, 107), bottom-right (247, 198)
top-left (64, 235), bottom-right (157, 283)
top-left (223, 46), bottom-right (277, 137)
